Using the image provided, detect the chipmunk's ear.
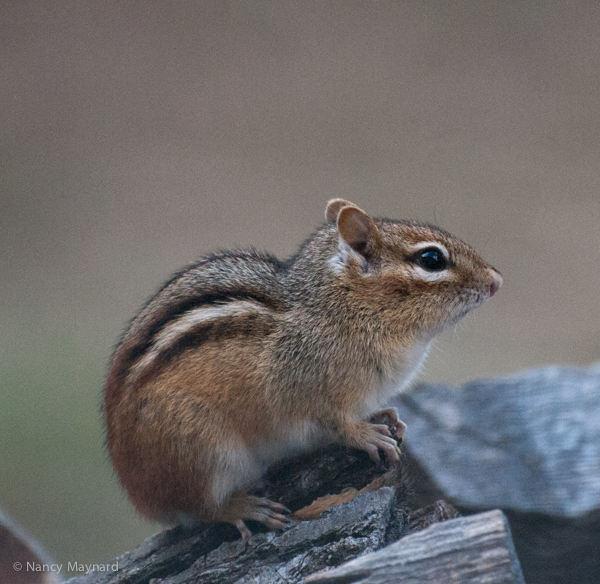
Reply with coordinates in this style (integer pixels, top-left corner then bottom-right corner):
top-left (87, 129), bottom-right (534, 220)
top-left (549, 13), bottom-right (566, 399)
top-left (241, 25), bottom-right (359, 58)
top-left (325, 199), bottom-right (357, 224)
top-left (337, 205), bottom-right (381, 257)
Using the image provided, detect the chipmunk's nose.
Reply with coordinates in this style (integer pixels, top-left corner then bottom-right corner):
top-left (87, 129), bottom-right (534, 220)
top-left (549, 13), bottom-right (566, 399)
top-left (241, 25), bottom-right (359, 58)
top-left (488, 268), bottom-right (503, 297)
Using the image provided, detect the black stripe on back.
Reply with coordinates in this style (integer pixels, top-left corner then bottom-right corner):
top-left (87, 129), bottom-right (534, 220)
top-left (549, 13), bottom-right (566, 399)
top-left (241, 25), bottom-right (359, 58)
top-left (144, 290), bottom-right (282, 353)
top-left (133, 308), bottom-right (275, 388)
top-left (108, 249), bottom-right (287, 392)
top-left (115, 290), bottom-right (282, 388)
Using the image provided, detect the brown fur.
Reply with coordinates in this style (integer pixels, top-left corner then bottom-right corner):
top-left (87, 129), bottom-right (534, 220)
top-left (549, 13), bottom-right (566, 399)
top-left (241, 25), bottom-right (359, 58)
top-left (104, 199), bottom-right (502, 535)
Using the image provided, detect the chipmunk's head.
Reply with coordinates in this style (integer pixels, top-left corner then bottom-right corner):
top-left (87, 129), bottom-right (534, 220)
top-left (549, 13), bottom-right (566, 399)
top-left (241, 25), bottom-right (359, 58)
top-left (325, 199), bottom-right (502, 337)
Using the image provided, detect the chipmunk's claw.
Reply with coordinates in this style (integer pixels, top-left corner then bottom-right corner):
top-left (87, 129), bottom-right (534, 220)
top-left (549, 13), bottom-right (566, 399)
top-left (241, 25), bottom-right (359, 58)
top-left (370, 408), bottom-right (407, 444)
top-left (235, 520), bottom-right (253, 541)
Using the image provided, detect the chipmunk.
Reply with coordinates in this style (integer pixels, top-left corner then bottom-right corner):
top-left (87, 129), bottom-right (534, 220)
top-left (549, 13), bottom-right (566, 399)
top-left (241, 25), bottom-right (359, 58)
top-left (104, 199), bottom-right (502, 539)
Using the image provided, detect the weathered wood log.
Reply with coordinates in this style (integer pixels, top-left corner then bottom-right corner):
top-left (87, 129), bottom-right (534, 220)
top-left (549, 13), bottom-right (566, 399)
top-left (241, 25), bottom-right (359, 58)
top-left (262, 444), bottom-right (408, 513)
top-left (405, 499), bottom-right (460, 534)
top-left (392, 363), bottom-right (600, 584)
top-left (64, 493), bottom-right (465, 584)
top-left (65, 488), bottom-right (399, 584)
top-left (307, 509), bottom-right (525, 584)
top-left (153, 488), bottom-right (398, 584)
top-left (64, 441), bottom-right (410, 584)
top-left (393, 364), bottom-right (600, 516)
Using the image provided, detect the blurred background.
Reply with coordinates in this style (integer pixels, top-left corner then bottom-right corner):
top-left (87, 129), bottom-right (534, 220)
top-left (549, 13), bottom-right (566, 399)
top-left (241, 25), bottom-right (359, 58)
top-left (2, 0), bottom-right (599, 571)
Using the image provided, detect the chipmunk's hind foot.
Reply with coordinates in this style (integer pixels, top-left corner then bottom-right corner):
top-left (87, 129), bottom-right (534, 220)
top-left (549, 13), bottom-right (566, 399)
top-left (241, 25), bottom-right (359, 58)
top-left (217, 492), bottom-right (293, 539)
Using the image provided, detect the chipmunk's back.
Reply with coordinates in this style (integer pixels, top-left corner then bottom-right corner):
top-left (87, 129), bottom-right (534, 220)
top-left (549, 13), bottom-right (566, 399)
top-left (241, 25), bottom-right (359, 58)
top-left (106, 250), bottom-right (287, 406)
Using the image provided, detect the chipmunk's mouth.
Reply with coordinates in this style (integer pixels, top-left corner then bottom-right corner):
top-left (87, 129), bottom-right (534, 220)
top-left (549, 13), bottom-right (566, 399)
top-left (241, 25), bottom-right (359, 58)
top-left (449, 306), bottom-right (472, 325)
top-left (449, 288), bottom-right (491, 322)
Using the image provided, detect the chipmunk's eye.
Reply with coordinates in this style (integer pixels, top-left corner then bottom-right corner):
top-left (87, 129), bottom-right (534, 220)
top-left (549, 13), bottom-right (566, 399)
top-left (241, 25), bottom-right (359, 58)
top-left (414, 247), bottom-right (448, 272)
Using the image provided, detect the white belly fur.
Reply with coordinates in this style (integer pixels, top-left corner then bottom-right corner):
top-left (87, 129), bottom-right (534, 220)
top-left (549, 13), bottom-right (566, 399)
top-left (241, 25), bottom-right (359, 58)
top-left (210, 421), bottom-right (325, 506)
top-left (362, 339), bottom-right (432, 417)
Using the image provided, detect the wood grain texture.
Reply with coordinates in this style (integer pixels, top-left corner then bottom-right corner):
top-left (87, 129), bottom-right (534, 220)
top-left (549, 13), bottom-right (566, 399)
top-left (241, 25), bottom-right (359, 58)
top-left (393, 363), bottom-right (600, 583)
top-left (307, 510), bottom-right (525, 584)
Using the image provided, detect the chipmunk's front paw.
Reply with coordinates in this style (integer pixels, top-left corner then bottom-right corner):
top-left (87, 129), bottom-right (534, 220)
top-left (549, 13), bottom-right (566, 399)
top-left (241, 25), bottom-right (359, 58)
top-left (342, 421), bottom-right (401, 463)
top-left (369, 407), bottom-right (407, 443)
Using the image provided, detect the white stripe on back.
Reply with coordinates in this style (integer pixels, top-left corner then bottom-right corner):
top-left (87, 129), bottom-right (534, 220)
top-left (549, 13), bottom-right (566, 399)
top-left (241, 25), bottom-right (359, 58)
top-left (128, 300), bottom-right (273, 384)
